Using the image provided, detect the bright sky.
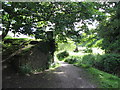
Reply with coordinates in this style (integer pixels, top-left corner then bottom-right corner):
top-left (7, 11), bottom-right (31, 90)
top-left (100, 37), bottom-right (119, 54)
top-left (0, 20), bottom-right (98, 39)
top-left (8, 32), bottom-right (35, 39)
top-left (75, 20), bottom-right (98, 30)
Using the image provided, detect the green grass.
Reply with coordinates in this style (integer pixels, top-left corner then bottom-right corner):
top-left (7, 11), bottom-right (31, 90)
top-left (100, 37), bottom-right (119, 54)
top-left (63, 54), bottom-right (120, 88)
top-left (56, 50), bottom-right (120, 88)
top-left (4, 36), bottom-right (29, 40)
top-left (85, 67), bottom-right (120, 88)
top-left (57, 39), bottom-right (76, 52)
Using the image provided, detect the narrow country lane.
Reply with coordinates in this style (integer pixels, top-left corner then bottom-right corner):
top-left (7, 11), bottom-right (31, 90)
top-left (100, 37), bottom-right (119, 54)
top-left (3, 61), bottom-right (97, 88)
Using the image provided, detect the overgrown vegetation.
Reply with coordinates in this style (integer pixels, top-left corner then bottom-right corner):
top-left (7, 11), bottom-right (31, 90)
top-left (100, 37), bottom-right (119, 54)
top-left (2, 37), bottom-right (55, 75)
top-left (19, 64), bottom-right (32, 74)
top-left (2, 38), bottom-right (30, 60)
top-left (97, 2), bottom-right (120, 54)
top-left (55, 2), bottom-right (120, 88)
top-left (57, 40), bottom-right (76, 51)
top-left (62, 54), bottom-right (120, 77)
top-left (57, 53), bottom-right (120, 88)
top-left (86, 67), bottom-right (120, 88)
top-left (64, 56), bottom-right (79, 64)
top-left (56, 39), bottom-right (120, 88)
top-left (57, 51), bottom-right (69, 61)
top-left (2, 2), bottom-right (120, 88)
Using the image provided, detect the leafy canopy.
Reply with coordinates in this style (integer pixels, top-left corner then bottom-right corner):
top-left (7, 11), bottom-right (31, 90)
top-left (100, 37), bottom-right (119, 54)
top-left (97, 2), bottom-right (120, 53)
top-left (2, 2), bottom-right (107, 41)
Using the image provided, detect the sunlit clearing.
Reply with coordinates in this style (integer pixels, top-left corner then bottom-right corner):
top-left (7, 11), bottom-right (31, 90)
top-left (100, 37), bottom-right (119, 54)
top-left (92, 48), bottom-right (105, 55)
top-left (69, 51), bottom-right (85, 56)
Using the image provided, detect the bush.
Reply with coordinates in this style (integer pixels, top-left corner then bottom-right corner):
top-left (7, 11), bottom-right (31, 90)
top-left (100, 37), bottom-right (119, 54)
top-left (63, 54), bottom-right (95, 66)
top-left (81, 54), bottom-right (95, 66)
top-left (2, 38), bottom-right (30, 60)
top-left (19, 64), bottom-right (32, 74)
top-left (63, 53), bottom-right (120, 76)
top-left (95, 54), bottom-right (120, 75)
top-left (64, 56), bottom-right (80, 64)
top-left (57, 51), bottom-right (69, 60)
top-left (80, 54), bottom-right (120, 75)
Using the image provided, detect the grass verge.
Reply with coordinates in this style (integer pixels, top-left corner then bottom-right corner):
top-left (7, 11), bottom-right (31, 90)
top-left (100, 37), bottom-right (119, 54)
top-left (76, 64), bottom-right (120, 88)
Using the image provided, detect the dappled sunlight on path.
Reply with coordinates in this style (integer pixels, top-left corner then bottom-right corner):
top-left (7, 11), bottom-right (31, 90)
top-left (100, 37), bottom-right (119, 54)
top-left (3, 61), bottom-right (97, 88)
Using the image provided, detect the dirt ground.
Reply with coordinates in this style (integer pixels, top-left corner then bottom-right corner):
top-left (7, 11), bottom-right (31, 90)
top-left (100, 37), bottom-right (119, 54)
top-left (2, 61), bottom-right (98, 88)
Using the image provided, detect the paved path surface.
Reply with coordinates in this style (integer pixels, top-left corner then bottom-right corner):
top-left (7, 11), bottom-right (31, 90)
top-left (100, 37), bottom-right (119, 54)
top-left (3, 61), bottom-right (97, 88)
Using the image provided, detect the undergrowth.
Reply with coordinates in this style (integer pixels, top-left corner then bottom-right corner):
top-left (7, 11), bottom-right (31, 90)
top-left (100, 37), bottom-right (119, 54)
top-left (85, 67), bottom-right (120, 88)
top-left (57, 52), bottom-right (120, 88)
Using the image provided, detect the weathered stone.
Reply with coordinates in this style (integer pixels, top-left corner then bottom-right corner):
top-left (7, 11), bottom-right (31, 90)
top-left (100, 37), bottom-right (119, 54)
top-left (10, 42), bottom-right (53, 73)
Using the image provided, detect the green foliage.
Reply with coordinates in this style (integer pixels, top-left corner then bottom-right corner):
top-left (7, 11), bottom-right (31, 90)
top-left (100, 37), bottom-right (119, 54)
top-left (97, 2), bottom-right (120, 53)
top-left (2, 43), bottom-right (12, 51)
top-left (92, 39), bottom-right (103, 48)
top-left (19, 64), bottom-right (32, 74)
top-left (57, 39), bottom-right (76, 51)
top-left (64, 56), bottom-right (80, 64)
top-left (63, 53), bottom-right (120, 88)
top-left (2, 38), bottom-right (31, 64)
top-left (81, 54), bottom-right (95, 66)
top-left (95, 54), bottom-right (120, 74)
top-left (86, 67), bottom-right (120, 88)
top-left (2, 2), bottom-right (109, 42)
top-left (57, 51), bottom-right (69, 61)
top-left (83, 48), bottom-right (93, 53)
top-left (81, 54), bottom-right (120, 76)
top-left (2, 43), bottom-right (18, 59)
top-left (63, 54), bottom-right (94, 68)
top-left (63, 53), bottom-right (120, 76)
top-left (2, 38), bottom-right (29, 52)
top-left (77, 29), bottom-right (103, 49)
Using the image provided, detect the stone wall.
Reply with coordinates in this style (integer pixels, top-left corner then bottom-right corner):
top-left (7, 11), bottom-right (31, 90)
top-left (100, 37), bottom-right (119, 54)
top-left (10, 41), bottom-right (53, 73)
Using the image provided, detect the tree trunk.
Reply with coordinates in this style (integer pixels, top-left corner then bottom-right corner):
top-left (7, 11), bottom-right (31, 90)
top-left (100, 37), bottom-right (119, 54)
top-left (2, 28), bottom-right (9, 40)
top-left (2, 21), bottom-right (10, 40)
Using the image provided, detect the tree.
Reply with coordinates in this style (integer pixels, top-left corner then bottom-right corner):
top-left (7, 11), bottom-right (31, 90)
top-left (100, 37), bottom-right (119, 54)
top-left (2, 2), bottom-right (107, 41)
top-left (97, 2), bottom-right (120, 53)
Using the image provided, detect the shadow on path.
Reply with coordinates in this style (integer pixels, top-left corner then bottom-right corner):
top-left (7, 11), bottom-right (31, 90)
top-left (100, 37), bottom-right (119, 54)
top-left (2, 61), bottom-right (97, 88)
